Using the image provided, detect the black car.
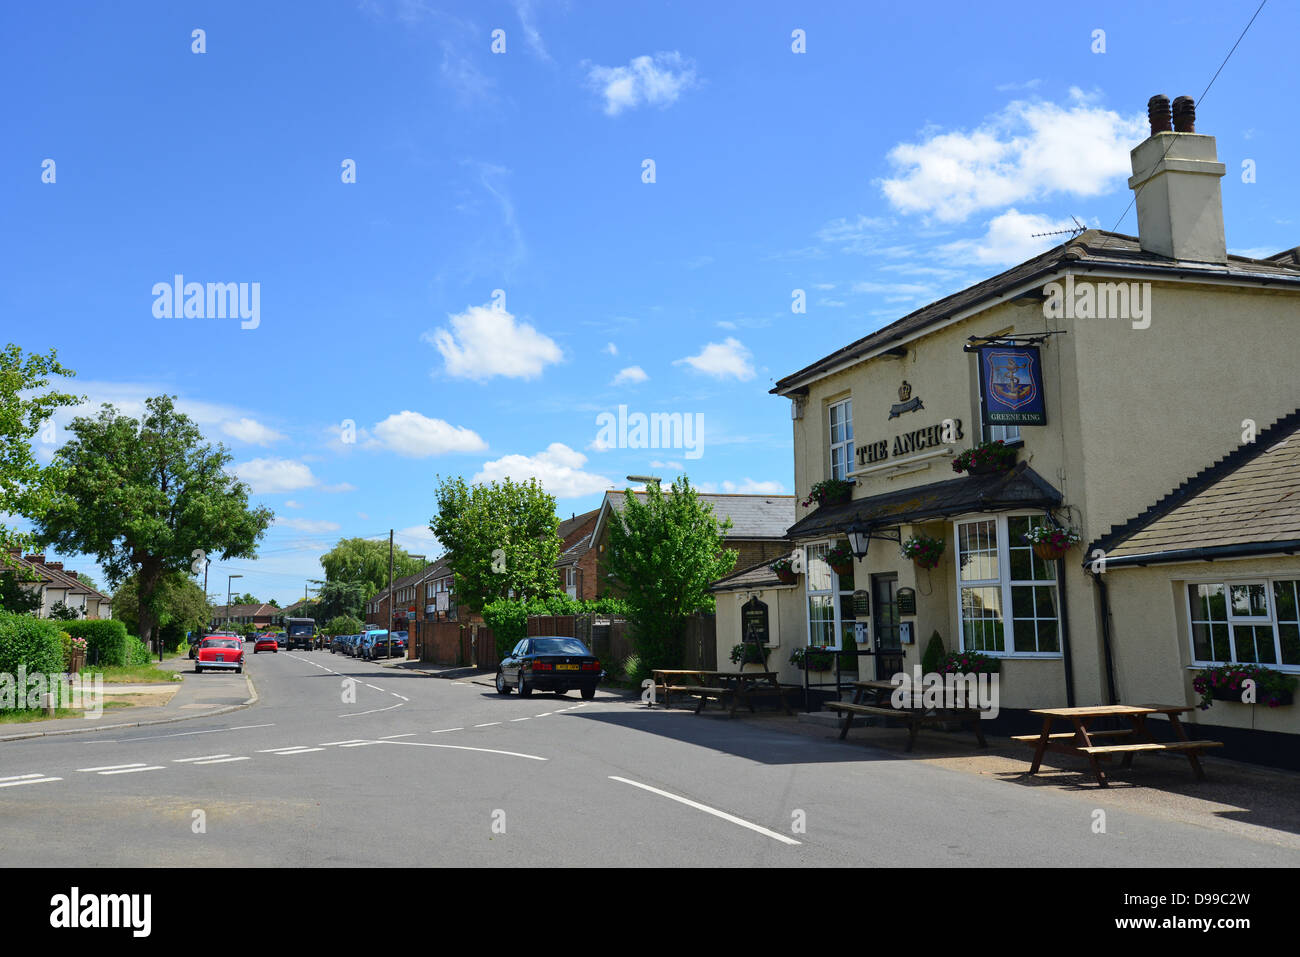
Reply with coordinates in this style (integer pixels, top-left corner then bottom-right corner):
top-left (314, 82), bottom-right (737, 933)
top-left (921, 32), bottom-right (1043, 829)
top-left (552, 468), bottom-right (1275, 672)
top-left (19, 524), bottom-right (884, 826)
top-left (496, 637), bottom-right (602, 700)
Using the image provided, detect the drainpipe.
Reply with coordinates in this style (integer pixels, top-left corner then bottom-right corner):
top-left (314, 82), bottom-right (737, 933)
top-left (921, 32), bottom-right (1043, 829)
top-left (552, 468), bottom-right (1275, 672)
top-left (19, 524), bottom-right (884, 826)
top-left (1057, 557), bottom-right (1075, 707)
top-left (1091, 571), bottom-right (1120, 705)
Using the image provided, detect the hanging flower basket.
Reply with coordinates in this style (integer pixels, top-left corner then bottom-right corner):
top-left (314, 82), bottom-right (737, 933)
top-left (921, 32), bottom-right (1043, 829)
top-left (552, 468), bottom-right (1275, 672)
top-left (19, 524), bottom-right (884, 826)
top-left (900, 534), bottom-right (945, 570)
top-left (770, 557), bottom-right (798, 584)
top-left (825, 541), bottom-right (854, 576)
top-left (801, 479), bottom-right (854, 510)
top-left (1023, 523), bottom-right (1081, 561)
top-left (952, 440), bottom-right (1017, 475)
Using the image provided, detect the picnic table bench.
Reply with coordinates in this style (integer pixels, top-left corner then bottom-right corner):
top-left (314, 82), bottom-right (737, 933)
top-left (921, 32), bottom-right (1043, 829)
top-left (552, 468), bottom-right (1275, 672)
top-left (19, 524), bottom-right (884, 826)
top-left (827, 680), bottom-right (988, 752)
top-left (650, 669), bottom-right (797, 717)
top-left (1017, 704), bottom-right (1224, 787)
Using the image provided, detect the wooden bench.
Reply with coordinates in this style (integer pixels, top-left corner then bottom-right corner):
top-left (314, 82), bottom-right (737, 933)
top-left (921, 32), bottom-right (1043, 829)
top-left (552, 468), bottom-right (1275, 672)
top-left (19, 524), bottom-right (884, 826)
top-left (676, 679), bottom-right (798, 717)
top-left (827, 701), bottom-right (987, 752)
top-left (1079, 741), bottom-right (1225, 755)
top-left (1009, 729), bottom-right (1134, 743)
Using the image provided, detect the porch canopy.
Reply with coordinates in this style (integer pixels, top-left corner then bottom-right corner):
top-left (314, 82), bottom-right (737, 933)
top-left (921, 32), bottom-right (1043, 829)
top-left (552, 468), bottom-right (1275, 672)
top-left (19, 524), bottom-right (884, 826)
top-left (787, 462), bottom-right (1063, 540)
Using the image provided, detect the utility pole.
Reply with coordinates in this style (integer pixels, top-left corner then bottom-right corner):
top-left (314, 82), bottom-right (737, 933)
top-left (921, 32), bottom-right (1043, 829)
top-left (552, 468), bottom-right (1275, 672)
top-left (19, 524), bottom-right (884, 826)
top-left (387, 530), bottom-right (395, 633)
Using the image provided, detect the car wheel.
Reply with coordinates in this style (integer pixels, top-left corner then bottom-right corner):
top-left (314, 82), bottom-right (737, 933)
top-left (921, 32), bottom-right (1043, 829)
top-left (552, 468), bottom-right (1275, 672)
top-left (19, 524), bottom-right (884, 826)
top-left (195, 666), bottom-right (202, 674)
top-left (518, 674), bottom-right (532, 697)
top-left (236, 667), bottom-right (243, 674)
top-left (581, 685), bottom-right (596, 700)
top-left (253, 649), bottom-right (258, 654)
top-left (495, 671), bottom-right (511, 695)
top-left (554, 688), bottom-right (567, 697)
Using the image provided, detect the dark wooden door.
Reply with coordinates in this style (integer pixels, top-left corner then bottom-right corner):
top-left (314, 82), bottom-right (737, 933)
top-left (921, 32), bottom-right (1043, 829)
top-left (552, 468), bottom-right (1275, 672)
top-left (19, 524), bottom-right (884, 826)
top-left (872, 574), bottom-right (904, 680)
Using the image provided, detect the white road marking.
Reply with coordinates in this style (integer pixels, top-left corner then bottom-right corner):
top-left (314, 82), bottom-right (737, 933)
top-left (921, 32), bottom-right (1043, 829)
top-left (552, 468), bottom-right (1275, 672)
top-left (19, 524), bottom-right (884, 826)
top-left (608, 776), bottom-right (801, 846)
top-left (364, 684), bottom-right (384, 692)
top-left (431, 728), bottom-right (463, 734)
top-left (0, 776), bottom-right (62, 788)
top-left (129, 722), bottom-right (274, 741)
top-left (378, 733), bottom-right (415, 739)
top-left (319, 739), bottom-right (367, 746)
top-left (0, 773), bottom-right (45, 782)
top-left (99, 766), bottom-right (167, 776)
top-left (173, 754), bottom-right (231, 763)
top-left (473, 722), bottom-right (501, 728)
top-left (78, 763), bottom-right (147, 773)
top-left (391, 694), bottom-right (409, 701)
top-left (338, 702), bottom-right (403, 717)
top-left (510, 717), bottom-right (531, 722)
top-left (193, 756), bottom-right (249, 765)
top-left (257, 746), bottom-right (312, 753)
top-left (273, 747), bottom-right (325, 755)
top-left (535, 713), bottom-right (553, 717)
top-left (380, 740), bottom-right (547, 761)
top-left (339, 741), bottom-right (379, 748)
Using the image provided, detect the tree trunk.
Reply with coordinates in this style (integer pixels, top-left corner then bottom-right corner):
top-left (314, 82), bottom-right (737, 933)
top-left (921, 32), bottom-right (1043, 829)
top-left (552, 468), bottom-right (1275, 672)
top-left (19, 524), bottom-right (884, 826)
top-left (137, 563), bottom-right (163, 660)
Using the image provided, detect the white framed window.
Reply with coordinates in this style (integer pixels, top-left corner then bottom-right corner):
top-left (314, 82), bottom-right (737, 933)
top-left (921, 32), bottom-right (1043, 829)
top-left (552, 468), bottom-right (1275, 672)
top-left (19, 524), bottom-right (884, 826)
top-left (565, 567), bottom-right (577, 598)
top-left (828, 398), bottom-right (854, 481)
top-left (1186, 579), bottom-right (1300, 668)
top-left (983, 422), bottom-right (1022, 444)
top-left (803, 541), bottom-right (857, 650)
top-left (954, 514), bottom-right (1060, 656)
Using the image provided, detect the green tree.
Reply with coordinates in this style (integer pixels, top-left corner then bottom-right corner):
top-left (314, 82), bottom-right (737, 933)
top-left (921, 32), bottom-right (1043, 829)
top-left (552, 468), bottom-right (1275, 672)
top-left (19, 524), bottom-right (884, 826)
top-left (34, 395), bottom-right (273, 653)
top-left (602, 477), bottom-right (738, 671)
top-left (75, 571), bottom-right (99, 592)
top-left (312, 579), bottom-right (367, 622)
top-left (0, 344), bottom-right (82, 562)
top-left (112, 571), bottom-right (213, 650)
top-left (48, 599), bottom-right (82, 620)
top-left (231, 592), bottom-right (259, 605)
top-left (323, 614), bottom-right (364, 636)
top-left (319, 538), bottom-right (423, 600)
top-left (0, 570), bottom-right (43, 615)
top-left (430, 475), bottom-right (560, 613)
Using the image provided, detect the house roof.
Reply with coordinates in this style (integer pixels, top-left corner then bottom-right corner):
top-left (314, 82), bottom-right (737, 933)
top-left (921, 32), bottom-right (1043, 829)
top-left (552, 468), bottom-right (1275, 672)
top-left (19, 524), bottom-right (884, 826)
top-left (5, 552), bottom-right (112, 603)
top-left (772, 230), bottom-right (1300, 396)
top-left (557, 507), bottom-right (600, 542)
top-left (216, 603), bottom-right (278, 618)
top-left (710, 555), bottom-right (796, 593)
top-left (1086, 409), bottom-right (1300, 567)
top-left (785, 462), bottom-right (1062, 540)
top-left (557, 533), bottom-right (593, 567)
top-left (592, 490), bottom-right (796, 546)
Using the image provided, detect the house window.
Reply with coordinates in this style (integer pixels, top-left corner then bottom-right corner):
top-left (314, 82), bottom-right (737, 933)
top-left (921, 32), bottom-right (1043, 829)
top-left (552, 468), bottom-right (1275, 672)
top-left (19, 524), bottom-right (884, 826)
top-left (828, 399), bottom-right (854, 481)
top-left (565, 567), bottom-right (577, 599)
top-left (804, 541), bottom-right (856, 650)
top-left (955, 514), bottom-right (1059, 656)
top-left (1187, 579), bottom-right (1300, 668)
top-left (984, 423), bottom-right (1021, 444)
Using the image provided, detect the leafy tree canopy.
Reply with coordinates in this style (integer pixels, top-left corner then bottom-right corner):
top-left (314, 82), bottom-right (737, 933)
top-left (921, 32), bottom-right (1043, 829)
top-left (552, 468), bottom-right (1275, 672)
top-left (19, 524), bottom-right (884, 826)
top-left (311, 578), bottom-right (367, 622)
top-left (0, 570), bottom-right (43, 615)
top-left (430, 475), bottom-right (560, 614)
top-left (35, 395), bottom-right (273, 647)
top-left (112, 570), bottom-right (212, 644)
top-left (319, 538), bottom-right (424, 600)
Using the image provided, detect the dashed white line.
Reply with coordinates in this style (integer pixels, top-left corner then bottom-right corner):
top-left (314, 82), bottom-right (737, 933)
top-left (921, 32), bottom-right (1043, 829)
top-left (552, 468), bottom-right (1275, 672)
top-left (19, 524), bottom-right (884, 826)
top-left (608, 776), bottom-right (801, 846)
top-left (257, 747), bottom-right (309, 753)
top-left (78, 763), bottom-right (147, 773)
top-left (510, 717), bottom-right (531, 722)
top-left (99, 766), bottom-right (166, 776)
top-left (431, 728), bottom-right (463, 734)
top-left (273, 747), bottom-right (325, 755)
top-left (0, 773), bottom-right (45, 782)
top-left (173, 754), bottom-right (231, 763)
top-left (0, 775), bottom-right (62, 788)
top-left (319, 739), bottom-right (367, 747)
top-left (535, 713), bottom-right (553, 717)
top-left (364, 684), bottom-right (384, 692)
top-left (193, 756), bottom-right (249, 765)
top-left (378, 733), bottom-right (415, 740)
top-left (391, 693), bottom-right (409, 701)
top-left (338, 702), bottom-right (404, 717)
top-left (339, 741), bottom-right (379, 748)
top-left (473, 722), bottom-right (501, 728)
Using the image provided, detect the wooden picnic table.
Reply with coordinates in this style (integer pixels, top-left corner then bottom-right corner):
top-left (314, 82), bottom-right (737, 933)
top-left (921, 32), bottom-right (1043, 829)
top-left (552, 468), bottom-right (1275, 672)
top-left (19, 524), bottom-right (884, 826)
top-left (650, 669), bottom-right (796, 717)
top-left (648, 669), bottom-right (720, 709)
top-left (1018, 704), bottom-right (1224, 787)
top-left (825, 679), bottom-right (988, 751)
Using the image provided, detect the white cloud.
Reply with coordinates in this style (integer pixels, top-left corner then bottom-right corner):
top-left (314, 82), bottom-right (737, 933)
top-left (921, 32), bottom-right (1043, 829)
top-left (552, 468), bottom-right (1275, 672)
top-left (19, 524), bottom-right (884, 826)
top-left (423, 303), bottom-right (562, 381)
top-left (320, 482), bottom-right (357, 493)
top-left (395, 525), bottom-right (442, 554)
top-left (698, 478), bottom-right (787, 494)
top-left (939, 209), bottom-right (1080, 267)
top-left (284, 500), bottom-right (303, 509)
top-left (880, 89), bottom-right (1145, 223)
top-left (604, 342), bottom-right (618, 356)
top-left (221, 417), bottom-right (285, 446)
top-left (275, 517), bottom-right (341, 534)
top-left (513, 0), bottom-right (550, 61)
top-left (364, 411), bottom-right (488, 457)
top-left (674, 338), bottom-right (755, 380)
top-left (473, 443), bottom-right (614, 499)
top-left (234, 458), bottom-right (316, 494)
top-left (586, 52), bottom-right (697, 116)
top-left (610, 366), bottom-right (649, 386)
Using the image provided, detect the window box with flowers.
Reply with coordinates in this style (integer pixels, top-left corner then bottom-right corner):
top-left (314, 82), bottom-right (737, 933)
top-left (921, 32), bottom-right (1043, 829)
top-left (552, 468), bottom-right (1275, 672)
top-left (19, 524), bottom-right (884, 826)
top-left (1022, 523), bottom-right (1082, 561)
top-left (770, 557), bottom-right (798, 585)
top-left (802, 478), bottom-right (854, 510)
top-left (952, 440), bottom-right (1018, 476)
top-left (825, 541), bottom-right (854, 576)
top-left (791, 646), bottom-right (836, 672)
top-left (940, 650), bottom-right (1002, 675)
top-left (900, 534), bottom-right (946, 570)
top-left (1192, 664), bottom-right (1297, 709)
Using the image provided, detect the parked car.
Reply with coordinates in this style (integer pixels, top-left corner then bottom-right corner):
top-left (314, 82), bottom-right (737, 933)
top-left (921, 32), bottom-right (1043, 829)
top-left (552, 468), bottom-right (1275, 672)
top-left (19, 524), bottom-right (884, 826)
top-left (275, 632), bottom-right (287, 649)
top-left (195, 636), bottom-right (244, 674)
top-left (496, 636), bottom-right (602, 700)
top-left (391, 633), bottom-right (408, 656)
top-left (253, 635), bottom-right (279, 654)
top-left (191, 632), bottom-right (237, 659)
top-left (366, 635), bottom-right (398, 660)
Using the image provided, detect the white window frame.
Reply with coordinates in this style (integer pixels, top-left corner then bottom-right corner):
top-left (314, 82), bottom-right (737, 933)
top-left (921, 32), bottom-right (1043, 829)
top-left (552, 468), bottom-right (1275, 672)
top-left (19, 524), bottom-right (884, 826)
top-left (1183, 576), bottom-right (1300, 671)
top-left (803, 540), bottom-right (857, 651)
top-left (953, 513), bottom-right (1062, 658)
top-left (983, 422), bottom-right (1022, 444)
top-left (828, 398), bottom-right (854, 482)
top-left (565, 567), bottom-right (577, 598)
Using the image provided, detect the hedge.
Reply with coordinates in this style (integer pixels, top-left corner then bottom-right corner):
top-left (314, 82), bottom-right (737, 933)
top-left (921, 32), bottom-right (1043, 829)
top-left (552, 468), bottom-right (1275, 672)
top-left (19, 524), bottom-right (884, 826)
top-left (62, 619), bottom-right (129, 667)
top-left (125, 635), bottom-right (151, 666)
top-left (0, 611), bottom-right (65, 710)
top-left (481, 595), bottom-right (630, 661)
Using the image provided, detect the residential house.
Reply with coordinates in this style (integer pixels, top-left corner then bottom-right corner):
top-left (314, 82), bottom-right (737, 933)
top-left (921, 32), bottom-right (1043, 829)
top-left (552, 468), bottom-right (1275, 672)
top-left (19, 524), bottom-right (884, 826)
top-left (4, 551), bottom-right (113, 619)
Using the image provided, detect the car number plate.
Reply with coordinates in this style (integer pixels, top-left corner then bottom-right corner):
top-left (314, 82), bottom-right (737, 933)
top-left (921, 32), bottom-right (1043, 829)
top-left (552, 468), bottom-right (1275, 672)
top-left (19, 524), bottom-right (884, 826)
top-left (216, 655), bottom-right (225, 662)
top-left (556, 664), bottom-right (579, 671)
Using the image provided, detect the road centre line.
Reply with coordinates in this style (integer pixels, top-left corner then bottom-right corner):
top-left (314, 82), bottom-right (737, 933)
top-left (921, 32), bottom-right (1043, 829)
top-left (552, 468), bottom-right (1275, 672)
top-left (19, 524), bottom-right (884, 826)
top-left (0, 773), bottom-right (45, 782)
top-left (99, 766), bottom-right (166, 775)
top-left (339, 741), bottom-right (379, 748)
top-left (510, 717), bottom-right (531, 722)
top-left (431, 728), bottom-right (463, 734)
top-left (257, 747), bottom-right (309, 753)
top-left (193, 756), bottom-right (249, 765)
top-left (78, 763), bottom-right (146, 773)
top-left (473, 722), bottom-right (501, 728)
top-left (379, 740), bottom-right (547, 761)
top-left (173, 754), bottom-right (230, 763)
top-left (319, 739), bottom-right (367, 746)
top-left (378, 733), bottom-right (416, 739)
top-left (0, 776), bottom-right (61, 787)
top-left (274, 747), bottom-right (325, 755)
top-left (608, 776), bottom-right (801, 846)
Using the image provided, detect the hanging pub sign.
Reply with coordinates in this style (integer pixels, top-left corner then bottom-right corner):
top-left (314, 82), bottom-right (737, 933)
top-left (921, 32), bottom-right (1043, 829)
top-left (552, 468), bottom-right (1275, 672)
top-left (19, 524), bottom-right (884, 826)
top-left (742, 597), bottom-right (770, 646)
top-left (896, 587), bottom-right (917, 616)
top-left (979, 345), bottom-right (1046, 426)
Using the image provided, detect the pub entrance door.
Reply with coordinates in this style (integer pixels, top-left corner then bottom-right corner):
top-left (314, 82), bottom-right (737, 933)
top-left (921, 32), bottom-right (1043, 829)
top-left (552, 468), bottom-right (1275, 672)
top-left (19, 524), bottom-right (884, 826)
top-left (871, 573), bottom-right (904, 680)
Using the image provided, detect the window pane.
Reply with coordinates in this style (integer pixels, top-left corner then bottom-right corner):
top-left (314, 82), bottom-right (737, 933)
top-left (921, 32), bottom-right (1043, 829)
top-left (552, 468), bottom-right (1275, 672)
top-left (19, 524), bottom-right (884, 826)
top-left (958, 520), bottom-right (998, 581)
top-left (1211, 624), bottom-right (1231, 662)
top-left (1279, 624), bottom-right (1300, 667)
top-left (1191, 622), bottom-right (1214, 661)
top-left (808, 594), bottom-right (834, 646)
top-left (806, 543), bottom-right (832, 593)
top-left (961, 586), bottom-right (1003, 652)
top-left (1230, 583), bottom-right (1268, 618)
top-left (1273, 580), bottom-right (1299, 623)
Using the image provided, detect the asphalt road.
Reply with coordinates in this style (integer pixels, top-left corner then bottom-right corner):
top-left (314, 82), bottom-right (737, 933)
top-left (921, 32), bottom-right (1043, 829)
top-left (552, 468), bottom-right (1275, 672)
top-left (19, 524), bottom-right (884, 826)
top-left (1, 650), bottom-right (1296, 867)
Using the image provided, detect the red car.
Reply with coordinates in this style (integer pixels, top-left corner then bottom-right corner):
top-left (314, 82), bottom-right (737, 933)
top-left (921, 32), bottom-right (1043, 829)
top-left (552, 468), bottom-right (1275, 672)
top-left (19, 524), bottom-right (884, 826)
top-left (196, 636), bottom-right (244, 674)
top-left (253, 635), bottom-right (279, 654)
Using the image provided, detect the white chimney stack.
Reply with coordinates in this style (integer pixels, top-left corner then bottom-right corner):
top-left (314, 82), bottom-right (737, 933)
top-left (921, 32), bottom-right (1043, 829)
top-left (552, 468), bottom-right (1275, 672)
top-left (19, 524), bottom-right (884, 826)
top-left (1128, 94), bottom-right (1227, 264)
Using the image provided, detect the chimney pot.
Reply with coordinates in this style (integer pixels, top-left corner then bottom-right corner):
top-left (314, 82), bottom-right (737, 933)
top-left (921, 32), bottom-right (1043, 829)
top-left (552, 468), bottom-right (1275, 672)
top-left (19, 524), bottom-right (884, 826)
top-left (1147, 94), bottom-right (1172, 134)
top-left (1172, 95), bottom-right (1196, 133)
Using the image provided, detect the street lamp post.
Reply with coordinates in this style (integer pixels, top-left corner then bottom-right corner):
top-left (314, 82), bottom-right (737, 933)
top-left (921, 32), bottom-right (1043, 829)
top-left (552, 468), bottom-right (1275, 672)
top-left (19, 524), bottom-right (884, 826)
top-left (227, 574), bottom-right (243, 632)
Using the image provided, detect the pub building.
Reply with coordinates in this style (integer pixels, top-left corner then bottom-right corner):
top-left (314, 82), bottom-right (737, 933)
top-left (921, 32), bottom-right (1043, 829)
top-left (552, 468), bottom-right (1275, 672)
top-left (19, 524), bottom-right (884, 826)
top-left (712, 95), bottom-right (1300, 763)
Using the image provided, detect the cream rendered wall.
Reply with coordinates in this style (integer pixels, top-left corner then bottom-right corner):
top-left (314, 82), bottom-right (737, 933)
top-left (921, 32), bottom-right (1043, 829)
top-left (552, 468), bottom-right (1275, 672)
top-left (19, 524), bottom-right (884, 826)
top-left (1105, 556), bottom-right (1300, 734)
top-left (714, 584), bottom-right (804, 685)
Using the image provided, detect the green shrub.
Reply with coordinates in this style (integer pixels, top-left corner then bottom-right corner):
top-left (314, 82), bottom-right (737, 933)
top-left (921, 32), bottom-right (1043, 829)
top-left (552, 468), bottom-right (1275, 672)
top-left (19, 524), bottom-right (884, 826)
top-left (324, 615), bottom-right (364, 637)
top-left (623, 654), bottom-right (650, 686)
top-left (922, 630), bottom-right (946, 675)
top-left (125, 635), bottom-right (151, 666)
top-left (482, 596), bottom-right (631, 662)
top-left (63, 619), bottom-right (129, 667)
top-left (0, 611), bottom-right (65, 710)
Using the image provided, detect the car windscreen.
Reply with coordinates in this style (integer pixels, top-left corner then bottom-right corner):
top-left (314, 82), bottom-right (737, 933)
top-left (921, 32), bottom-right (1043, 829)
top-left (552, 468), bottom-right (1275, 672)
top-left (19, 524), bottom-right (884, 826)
top-left (202, 639), bottom-right (240, 649)
top-left (287, 623), bottom-right (313, 635)
top-left (529, 638), bottom-right (590, 656)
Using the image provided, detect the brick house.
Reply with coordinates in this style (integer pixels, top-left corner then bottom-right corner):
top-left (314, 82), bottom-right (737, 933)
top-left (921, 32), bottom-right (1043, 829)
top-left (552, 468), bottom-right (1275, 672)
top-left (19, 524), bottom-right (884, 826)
top-left (555, 507), bottom-right (601, 600)
top-left (4, 551), bottom-right (113, 619)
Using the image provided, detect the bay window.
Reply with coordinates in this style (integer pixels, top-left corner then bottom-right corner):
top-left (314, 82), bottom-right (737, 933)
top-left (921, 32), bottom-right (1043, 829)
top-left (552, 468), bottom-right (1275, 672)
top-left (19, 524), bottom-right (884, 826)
top-left (1187, 579), bottom-right (1300, 668)
top-left (955, 514), bottom-right (1060, 656)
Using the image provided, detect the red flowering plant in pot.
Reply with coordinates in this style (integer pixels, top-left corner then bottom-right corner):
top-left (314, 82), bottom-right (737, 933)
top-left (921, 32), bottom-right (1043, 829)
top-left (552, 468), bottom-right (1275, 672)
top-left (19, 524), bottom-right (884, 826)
top-left (1192, 664), bottom-right (1297, 709)
top-left (1022, 523), bottom-right (1081, 561)
top-left (900, 534), bottom-right (945, 570)
top-left (939, 650), bottom-right (1001, 675)
top-left (770, 556), bottom-right (798, 585)
top-left (801, 478), bottom-right (854, 509)
top-left (825, 541), bottom-right (854, 576)
top-left (951, 440), bottom-right (1017, 476)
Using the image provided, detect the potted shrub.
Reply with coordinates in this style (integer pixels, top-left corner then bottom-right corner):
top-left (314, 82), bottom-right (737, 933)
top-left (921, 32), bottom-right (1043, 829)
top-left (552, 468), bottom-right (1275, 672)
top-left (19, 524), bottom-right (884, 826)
top-left (900, 534), bottom-right (945, 570)
top-left (730, 643), bottom-right (768, 668)
top-left (801, 478), bottom-right (854, 509)
top-left (1022, 523), bottom-right (1082, 561)
top-left (770, 557), bottom-right (798, 585)
top-left (1192, 664), bottom-right (1297, 709)
top-left (790, 646), bottom-right (836, 671)
top-left (939, 650), bottom-right (1001, 675)
top-left (825, 541), bottom-right (854, 576)
top-left (951, 440), bottom-right (1018, 476)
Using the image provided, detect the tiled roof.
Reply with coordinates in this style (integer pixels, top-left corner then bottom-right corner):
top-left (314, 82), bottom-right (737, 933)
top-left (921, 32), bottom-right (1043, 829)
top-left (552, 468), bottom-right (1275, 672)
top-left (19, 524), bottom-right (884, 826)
top-left (1088, 409), bottom-right (1300, 566)
top-left (786, 462), bottom-right (1062, 539)
top-left (710, 555), bottom-right (795, 592)
top-left (557, 533), bottom-right (593, 567)
top-left (558, 508), bottom-right (600, 542)
top-left (772, 230), bottom-right (1300, 395)
top-left (216, 603), bottom-right (277, 618)
top-left (5, 552), bottom-right (112, 602)
top-left (604, 491), bottom-right (795, 540)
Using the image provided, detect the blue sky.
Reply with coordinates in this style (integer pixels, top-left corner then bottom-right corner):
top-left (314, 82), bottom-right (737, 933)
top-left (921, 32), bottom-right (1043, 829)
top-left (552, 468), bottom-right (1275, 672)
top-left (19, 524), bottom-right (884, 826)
top-left (3, 0), bottom-right (1295, 605)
